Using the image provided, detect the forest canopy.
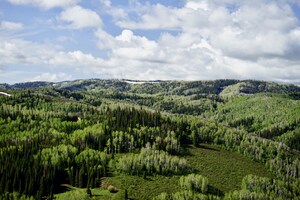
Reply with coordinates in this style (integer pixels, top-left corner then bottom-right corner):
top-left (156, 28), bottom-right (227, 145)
top-left (0, 79), bottom-right (299, 199)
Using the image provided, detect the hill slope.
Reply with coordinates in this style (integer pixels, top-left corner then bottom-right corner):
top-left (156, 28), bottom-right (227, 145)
top-left (0, 79), bottom-right (299, 199)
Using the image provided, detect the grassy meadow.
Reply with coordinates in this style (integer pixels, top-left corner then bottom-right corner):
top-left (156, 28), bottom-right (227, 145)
top-left (55, 144), bottom-right (273, 200)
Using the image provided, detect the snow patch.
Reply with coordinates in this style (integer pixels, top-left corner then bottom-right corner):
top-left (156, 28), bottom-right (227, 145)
top-left (123, 80), bottom-right (161, 85)
top-left (0, 92), bottom-right (11, 97)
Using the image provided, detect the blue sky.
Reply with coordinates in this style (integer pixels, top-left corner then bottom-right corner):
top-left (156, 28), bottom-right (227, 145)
top-left (0, 0), bottom-right (300, 84)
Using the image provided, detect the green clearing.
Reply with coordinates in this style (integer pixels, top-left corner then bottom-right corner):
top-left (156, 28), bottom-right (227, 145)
top-left (54, 188), bottom-right (113, 200)
top-left (1, 80), bottom-right (299, 199)
top-left (185, 144), bottom-right (273, 194)
top-left (105, 174), bottom-right (181, 200)
top-left (55, 144), bottom-right (273, 200)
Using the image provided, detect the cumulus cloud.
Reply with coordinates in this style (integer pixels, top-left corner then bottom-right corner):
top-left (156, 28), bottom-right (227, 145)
top-left (96, 0), bottom-right (300, 82)
top-left (0, 37), bottom-right (105, 68)
top-left (185, 1), bottom-right (209, 11)
top-left (1, 0), bottom-right (300, 83)
top-left (116, 4), bottom-right (182, 30)
top-left (31, 72), bottom-right (72, 82)
top-left (0, 21), bottom-right (23, 31)
top-left (95, 29), bottom-right (233, 80)
top-left (116, 1), bottom-right (223, 30)
top-left (99, 0), bottom-right (128, 22)
top-left (58, 6), bottom-right (102, 29)
top-left (97, 29), bottom-right (159, 60)
top-left (48, 51), bottom-right (105, 67)
top-left (0, 38), bottom-right (54, 65)
top-left (6, 0), bottom-right (80, 9)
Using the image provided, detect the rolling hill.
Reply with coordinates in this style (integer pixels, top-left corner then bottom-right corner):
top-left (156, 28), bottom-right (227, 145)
top-left (0, 79), bottom-right (299, 199)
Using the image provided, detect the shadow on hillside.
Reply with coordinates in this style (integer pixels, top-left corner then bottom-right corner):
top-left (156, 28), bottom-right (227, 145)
top-left (208, 185), bottom-right (224, 196)
top-left (180, 145), bottom-right (194, 156)
top-left (199, 145), bottom-right (220, 152)
top-left (182, 144), bottom-right (221, 156)
top-left (142, 176), bottom-right (154, 181)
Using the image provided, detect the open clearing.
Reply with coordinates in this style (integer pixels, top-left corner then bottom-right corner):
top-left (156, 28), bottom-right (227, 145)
top-left (55, 144), bottom-right (272, 200)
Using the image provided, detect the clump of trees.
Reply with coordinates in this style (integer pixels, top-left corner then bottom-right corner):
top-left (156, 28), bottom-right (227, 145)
top-left (154, 174), bottom-right (220, 200)
top-left (224, 174), bottom-right (300, 199)
top-left (116, 144), bottom-right (188, 176)
top-left (0, 192), bottom-right (35, 200)
top-left (74, 149), bottom-right (109, 188)
top-left (153, 190), bottom-right (220, 200)
top-left (0, 81), bottom-right (299, 199)
top-left (179, 174), bottom-right (208, 194)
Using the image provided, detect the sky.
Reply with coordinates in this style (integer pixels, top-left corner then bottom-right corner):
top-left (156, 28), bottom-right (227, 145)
top-left (0, 0), bottom-right (300, 84)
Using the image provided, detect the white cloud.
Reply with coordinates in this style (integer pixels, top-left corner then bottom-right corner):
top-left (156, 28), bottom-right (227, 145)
top-left (1, 0), bottom-right (300, 83)
top-left (48, 51), bottom-right (105, 67)
top-left (0, 37), bottom-right (105, 68)
top-left (91, 0), bottom-right (300, 82)
top-left (96, 29), bottom-right (161, 61)
top-left (100, 0), bottom-right (111, 7)
top-left (116, 4), bottom-right (182, 30)
top-left (185, 1), bottom-right (209, 11)
top-left (106, 1), bottom-right (300, 70)
top-left (31, 72), bottom-right (72, 82)
top-left (0, 38), bottom-right (56, 65)
top-left (6, 0), bottom-right (80, 9)
top-left (94, 29), bottom-right (233, 80)
top-left (208, 2), bottom-right (299, 60)
top-left (99, 0), bottom-right (128, 21)
top-left (0, 21), bottom-right (23, 31)
top-left (58, 6), bottom-right (102, 29)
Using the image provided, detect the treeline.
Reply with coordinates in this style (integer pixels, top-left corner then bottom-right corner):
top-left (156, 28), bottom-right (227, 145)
top-left (154, 174), bottom-right (219, 200)
top-left (190, 119), bottom-right (299, 180)
top-left (0, 92), bottom-right (189, 198)
top-left (189, 120), bottom-right (300, 199)
top-left (224, 174), bottom-right (300, 199)
top-left (215, 94), bottom-right (300, 150)
top-left (0, 85), bottom-right (299, 199)
top-left (116, 145), bottom-right (188, 176)
top-left (0, 192), bottom-right (35, 200)
top-left (0, 144), bottom-right (110, 198)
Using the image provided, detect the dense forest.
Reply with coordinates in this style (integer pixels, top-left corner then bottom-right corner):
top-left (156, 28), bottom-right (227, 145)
top-left (0, 79), bottom-right (299, 200)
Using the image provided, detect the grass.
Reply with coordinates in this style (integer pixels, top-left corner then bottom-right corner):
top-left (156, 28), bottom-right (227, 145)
top-left (105, 174), bottom-right (181, 200)
top-left (55, 144), bottom-right (273, 200)
top-left (215, 94), bottom-right (300, 133)
top-left (186, 144), bottom-right (273, 194)
top-left (54, 188), bottom-right (113, 200)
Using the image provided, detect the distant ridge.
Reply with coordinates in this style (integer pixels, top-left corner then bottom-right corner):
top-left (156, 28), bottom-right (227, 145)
top-left (1, 79), bottom-right (299, 96)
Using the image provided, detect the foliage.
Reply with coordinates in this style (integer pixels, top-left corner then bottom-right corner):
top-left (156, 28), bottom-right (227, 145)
top-left (224, 189), bottom-right (269, 200)
top-left (153, 174), bottom-right (219, 200)
top-left (0, 192), bottom-right (35, 200)
top-left (116, 145), bottom-right (188, 176)
top-left (108, 185), bottom-right (118, 193)
top-left (224, 174), bottom-right (300, 200)
top-left (153, 190), bottom-right (220, 200)
top-left (37, 144), bottom-right (78, 167)
top-left (54, 187), bottom-right (112, 200)
top-left (104, 174), bottom-right (181, 200)
top-left (179, 174), bottom-right (208, 194)
top-left (215, 94), bottom-right (300, 149)
top-left (185, 145), bottom-right (272, 193)
top-left (0, 79), bottom-right (299, 199)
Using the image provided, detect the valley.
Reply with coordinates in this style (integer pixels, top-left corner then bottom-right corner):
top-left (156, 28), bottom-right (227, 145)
top-left (0, 79), bottom-right (299, 199)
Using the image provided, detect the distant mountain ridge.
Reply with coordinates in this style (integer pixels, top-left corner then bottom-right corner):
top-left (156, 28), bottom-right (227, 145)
top-left (1, 79), bottom-right (299, 96)
top-left (1, 78), bottom-right (299, 151)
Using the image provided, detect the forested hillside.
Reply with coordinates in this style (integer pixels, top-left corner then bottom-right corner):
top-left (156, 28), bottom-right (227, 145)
top-left (0, 79), bottom-right (299, 200)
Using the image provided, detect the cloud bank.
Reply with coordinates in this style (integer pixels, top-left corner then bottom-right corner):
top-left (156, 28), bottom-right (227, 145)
top-left (58, 6), bottom-right (103, 29)
top-left (0, 0), bottom-right (300, 83)
top-left (7, 0), bottom-right (80, 9)
top-left (0, 21), bottom-right (23, 31)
